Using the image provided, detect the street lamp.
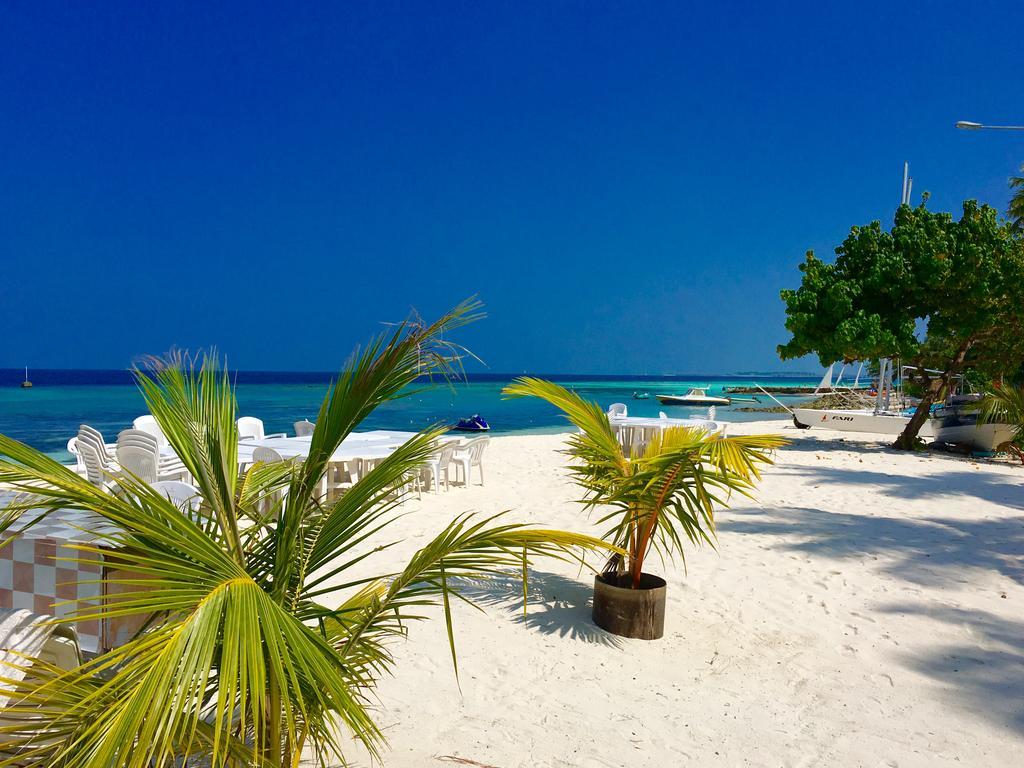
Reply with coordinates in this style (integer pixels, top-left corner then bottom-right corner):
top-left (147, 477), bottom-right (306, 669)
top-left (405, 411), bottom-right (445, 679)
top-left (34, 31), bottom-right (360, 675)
top-left (955, 120), bottom-right (1024, 131)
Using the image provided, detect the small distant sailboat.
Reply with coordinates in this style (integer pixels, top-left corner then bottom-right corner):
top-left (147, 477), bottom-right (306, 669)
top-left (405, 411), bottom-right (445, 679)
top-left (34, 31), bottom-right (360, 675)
top-left (20, 366), bottom-right (32, 388)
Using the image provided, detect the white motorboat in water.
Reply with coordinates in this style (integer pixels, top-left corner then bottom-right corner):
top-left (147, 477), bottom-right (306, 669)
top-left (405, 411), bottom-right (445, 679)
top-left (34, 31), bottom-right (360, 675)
top-left (656, 388), bottom-right (730, 407)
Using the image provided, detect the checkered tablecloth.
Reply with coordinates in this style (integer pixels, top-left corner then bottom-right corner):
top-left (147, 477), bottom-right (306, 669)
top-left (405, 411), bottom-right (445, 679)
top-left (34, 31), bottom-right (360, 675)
top-left (0, 493), bottom-right (120, 654)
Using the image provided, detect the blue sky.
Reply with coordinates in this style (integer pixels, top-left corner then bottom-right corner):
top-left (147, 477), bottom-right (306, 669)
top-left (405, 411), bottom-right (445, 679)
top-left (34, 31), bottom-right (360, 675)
top-left (1, 2), bottom-right (1021, 374)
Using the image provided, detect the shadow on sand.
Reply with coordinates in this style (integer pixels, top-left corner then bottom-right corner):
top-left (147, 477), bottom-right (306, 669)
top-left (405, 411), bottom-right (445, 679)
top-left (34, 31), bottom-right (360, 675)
top-left (775, 462), bottom-right (1024, 510)
top-left (720, 504), bottom-right (1024, 587)
top-left (876, 602), bottom-right (1024, 734)
top-left (721, 503), bottom-right (1024, 733)
top-left (777, 431), bottom-right (1017, 466)
top-left (452, 571), bottom-right (622, 648)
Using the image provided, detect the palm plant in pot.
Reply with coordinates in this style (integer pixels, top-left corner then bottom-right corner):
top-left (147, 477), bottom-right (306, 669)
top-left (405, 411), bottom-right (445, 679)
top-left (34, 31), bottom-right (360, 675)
top-left (503, 378), bottom-right (786, 640)
top-left (0, 302), bottom-right (615, 768)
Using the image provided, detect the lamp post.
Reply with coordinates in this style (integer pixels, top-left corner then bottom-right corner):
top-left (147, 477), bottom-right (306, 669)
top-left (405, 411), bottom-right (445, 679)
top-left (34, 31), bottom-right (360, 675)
top-left (955, 120), bottom-right (1024, 131)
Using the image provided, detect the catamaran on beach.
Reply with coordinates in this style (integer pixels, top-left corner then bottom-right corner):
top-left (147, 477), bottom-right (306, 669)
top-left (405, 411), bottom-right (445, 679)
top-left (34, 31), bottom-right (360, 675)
top-left (792, 360), bottom-right (1015, 451)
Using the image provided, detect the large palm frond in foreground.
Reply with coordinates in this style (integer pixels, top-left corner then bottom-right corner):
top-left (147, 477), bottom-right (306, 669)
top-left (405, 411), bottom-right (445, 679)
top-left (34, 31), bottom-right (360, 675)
top-left (0, 300), bottom-right (615, 768)
top-left (503, 377), bottom-right (786, 589)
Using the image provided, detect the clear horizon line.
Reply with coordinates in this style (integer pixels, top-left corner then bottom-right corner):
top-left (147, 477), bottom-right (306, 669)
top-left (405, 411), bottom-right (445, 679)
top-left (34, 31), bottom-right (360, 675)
top-left (0, 366), bottom-right (819, 377)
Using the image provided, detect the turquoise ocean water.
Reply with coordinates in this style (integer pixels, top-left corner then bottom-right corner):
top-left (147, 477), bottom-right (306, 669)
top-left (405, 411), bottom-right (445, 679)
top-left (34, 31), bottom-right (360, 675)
top-left (0, 370), bottom-right (816, 462)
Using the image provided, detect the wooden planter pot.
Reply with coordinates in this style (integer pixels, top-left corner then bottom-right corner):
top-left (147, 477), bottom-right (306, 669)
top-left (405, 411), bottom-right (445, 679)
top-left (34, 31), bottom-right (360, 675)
top-left (592, 572), bottom-right (666, 640)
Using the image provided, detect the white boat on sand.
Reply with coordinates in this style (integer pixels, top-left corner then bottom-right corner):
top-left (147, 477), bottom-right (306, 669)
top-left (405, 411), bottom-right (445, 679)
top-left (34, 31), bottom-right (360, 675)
top-left (792, 407), bottom-right (933, 437)
top-left (793, 364), bottom-right (1011, 451)
top-left (931, 397), bottom-right (1015, 451)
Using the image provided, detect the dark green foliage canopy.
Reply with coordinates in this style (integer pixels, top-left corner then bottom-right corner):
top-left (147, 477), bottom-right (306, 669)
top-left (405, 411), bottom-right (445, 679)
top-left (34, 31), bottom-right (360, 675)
top-left (778, 200), bottom-right (1024, 376)
top-left (1010, 164), bottom-right (1024, 233)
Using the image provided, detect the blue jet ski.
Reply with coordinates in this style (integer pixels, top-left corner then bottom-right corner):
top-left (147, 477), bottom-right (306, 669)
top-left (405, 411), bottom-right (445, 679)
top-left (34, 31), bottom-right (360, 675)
top-left (453, 414), bottom-right (490, 432)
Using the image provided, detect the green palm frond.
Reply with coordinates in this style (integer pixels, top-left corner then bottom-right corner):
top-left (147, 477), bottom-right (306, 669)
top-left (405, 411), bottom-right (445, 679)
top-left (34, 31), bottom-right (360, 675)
top-left (0, 300), bottom-right (627, 768)
top-left (135, 353), bottom-right (245, 559)
top-left (502, 378), bottom-right (787, 587)
top-left (269, 299), bottom-right (483, 605)
top-left (324, 513), bottom-right (616, 682)
top-left (975, 384), bottom-right (1024, 444)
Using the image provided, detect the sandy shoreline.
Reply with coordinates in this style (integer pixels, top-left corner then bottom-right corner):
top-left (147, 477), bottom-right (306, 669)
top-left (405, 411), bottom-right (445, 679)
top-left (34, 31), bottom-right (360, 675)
top-left (321, 420), bottom-right (1024, 767)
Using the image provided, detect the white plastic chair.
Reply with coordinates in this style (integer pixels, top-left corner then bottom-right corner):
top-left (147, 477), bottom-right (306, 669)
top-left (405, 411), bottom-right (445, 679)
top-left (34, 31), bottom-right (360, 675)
top-left (117, 430), bottom-right (190, 482)
top-left (607, 403), bottom-right (628, 419)
top-left (150, 480), bottom-right (204, 521)
top-left (132, 416), bottom-right (168, 449)
top-left (116, 443), bottom-right (159, 483)
top-left (78, 425), bottom-right (116, 460)
top-left (76, 426), bottom-right (121, 485)
top-left (325, 457), bottom-right (363, 498)
top-left (252, 445), bottom-right (284, 464)
top-left (237, 417), bottom-right (286, 442)
top-left (621, 425), bottom-right (657, 457)
top-left (76, 436), bottom-right (112, 489)
top-left (116, 429), bottom-right (160, 451)
top-left (293, 419), bottom-right (315, 437)
top-left (66, 437), bottom-right (86, 475)
top-left (0, 608), bottom-right (82, 711)
top-left (453, 437), bottom-right (489, 487)
top-left (251, 446), bottom-right (293, 513)
top-left (423, 440), bottom-right (459, 493)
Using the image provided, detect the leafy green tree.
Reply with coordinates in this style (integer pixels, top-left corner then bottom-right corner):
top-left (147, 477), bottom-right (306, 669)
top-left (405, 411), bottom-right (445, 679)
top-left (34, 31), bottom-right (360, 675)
top-left (0, 300), bottom-right (614, 768)
top-left (778, 200), bottom-right (1024, 449)
top-left (1010, 164), bottom-right (1024, 232)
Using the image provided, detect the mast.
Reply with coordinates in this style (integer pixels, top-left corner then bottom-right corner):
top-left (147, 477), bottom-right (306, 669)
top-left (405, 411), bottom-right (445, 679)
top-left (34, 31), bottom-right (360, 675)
top-left (874, 359), bottom-right (892, 414)
top-left (814, 364), bottom-right (833, 395)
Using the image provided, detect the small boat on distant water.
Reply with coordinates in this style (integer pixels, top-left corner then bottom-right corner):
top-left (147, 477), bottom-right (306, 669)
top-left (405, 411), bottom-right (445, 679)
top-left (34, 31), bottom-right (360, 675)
top-left (632, 391), bottom-right (650, 400)
top-left (656, 388), bottom-right (730, 406)
top-left (20, 366), bottom-right (32, 388)
top-left (453, 414), bottom-right (490, 432)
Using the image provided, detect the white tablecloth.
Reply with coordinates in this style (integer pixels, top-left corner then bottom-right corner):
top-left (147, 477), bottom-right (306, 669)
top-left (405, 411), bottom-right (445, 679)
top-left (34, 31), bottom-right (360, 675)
top-left (610, 416), bottom-right (722, 432)
top-left (237, 430), bottom-right (422, 464)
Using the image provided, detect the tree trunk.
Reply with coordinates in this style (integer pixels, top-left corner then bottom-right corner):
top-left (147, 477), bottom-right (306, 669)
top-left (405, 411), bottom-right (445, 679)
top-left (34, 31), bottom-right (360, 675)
top-left (893, 379), bottom-right (942, 450)
top-left (893, 338), bottom-right (975, 450)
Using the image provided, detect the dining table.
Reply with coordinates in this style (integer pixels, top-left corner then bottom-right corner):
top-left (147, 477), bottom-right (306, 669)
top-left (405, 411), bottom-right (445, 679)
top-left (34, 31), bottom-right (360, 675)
top-left (0, 430), bottom-right (433, 654)
top-left (609, 415), bottom-right (723, 432)
top-left (0, 490), bottom-right (116, 654)
top-left (236, 429), bottom-right (423, 465)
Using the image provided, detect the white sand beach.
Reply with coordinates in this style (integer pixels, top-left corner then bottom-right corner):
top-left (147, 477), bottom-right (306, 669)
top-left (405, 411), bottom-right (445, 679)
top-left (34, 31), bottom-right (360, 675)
top-left (332, 421), bottom-right (1024, 767)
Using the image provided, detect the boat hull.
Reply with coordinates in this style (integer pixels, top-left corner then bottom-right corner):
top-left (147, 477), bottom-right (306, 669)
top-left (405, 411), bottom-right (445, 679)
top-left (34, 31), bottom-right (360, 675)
top-left (656, 395), bottom-right (730, 406)
top-left (931, 410), bottom-right (1015, 451)
top-left (932, 423), bottom-right (1012, 451)
top-left (792, 408), bottom-right (934, 438)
